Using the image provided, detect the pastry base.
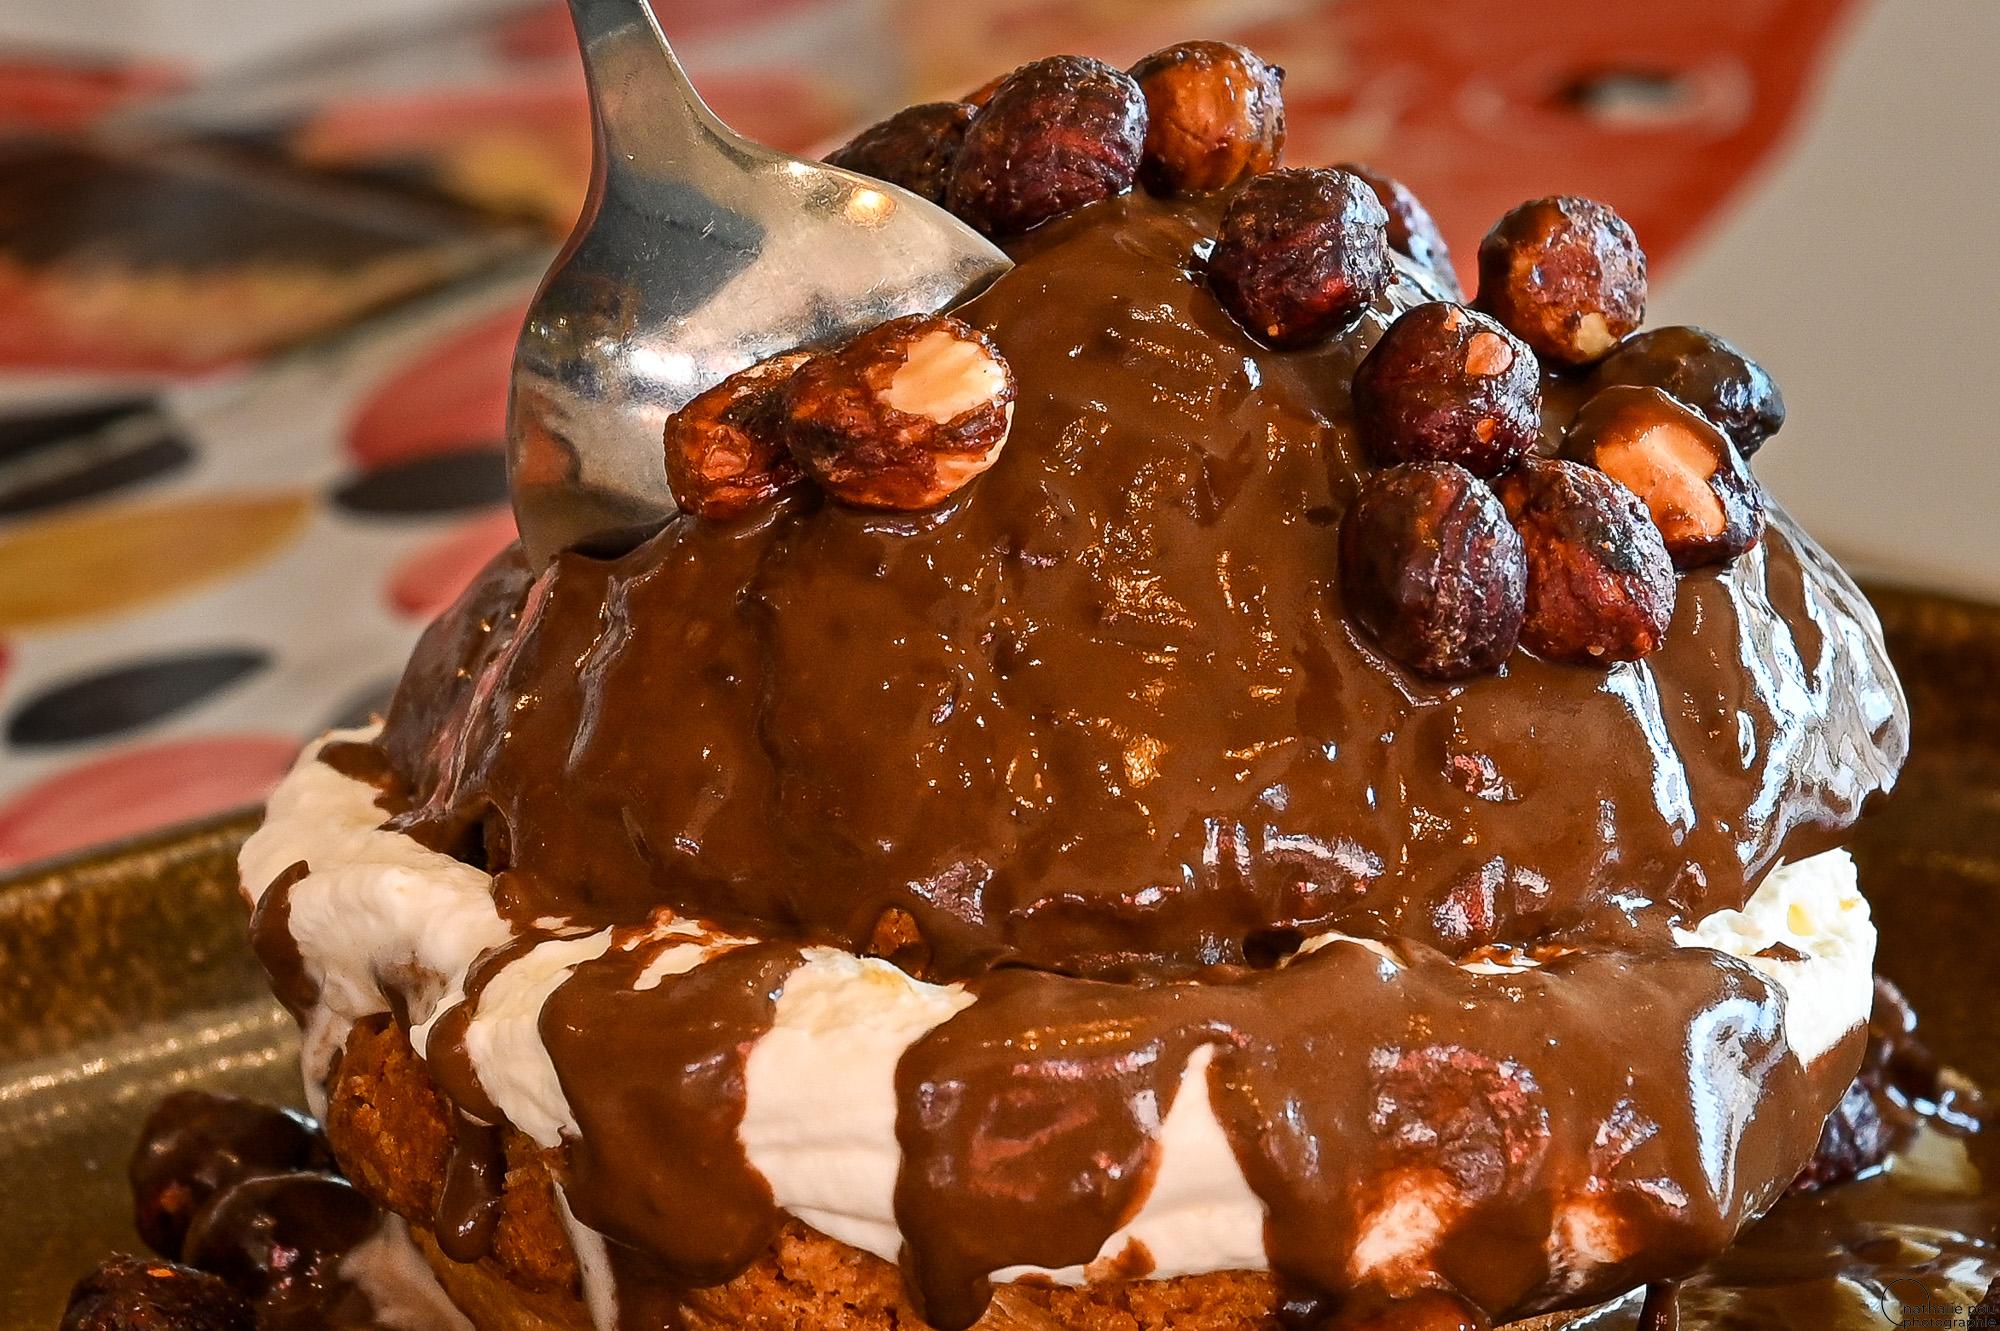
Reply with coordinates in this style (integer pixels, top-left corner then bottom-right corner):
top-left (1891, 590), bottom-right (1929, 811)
top-left (329, 1015), bottom-right (1595, 1331)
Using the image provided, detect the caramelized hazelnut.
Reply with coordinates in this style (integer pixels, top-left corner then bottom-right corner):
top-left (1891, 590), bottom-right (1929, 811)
top-left (1495, 458), bottom-right (1676, 665)
top-left (1788, 1077), bottom-right (1890, 1193)
top-left (1208, 167), bottom-right (1390, 348)
top-left (1339, 462), bottom-right (1526, 680)
top-left (129, 1091), bottom-right (332, 1261)
top-left (1354, 303), bottom-right (1541, 477)
top-left (1475, 196), bottom-right (1646, 367)
top-left (946, 55), bottom-right (1146, 235)
top-left (61, 1257), bottom-right (254, 1331)
top-left (781, 313), bottom-right (1015, 511)
top-left (1338, 163), bottom-right (1460, 298)
top-left (1128, 41), bottom-right (1285, 195)
top-left (1562, 384), bottom-right (1764, 568)
top-left (826, 102), bottom-right (978, 205)
top-left (663, 352), bottom-right (809, 521)
top-left (1588, 324), bottom-right (1785, 457)
top-left (181, 1173), bottom-right (377, 1312)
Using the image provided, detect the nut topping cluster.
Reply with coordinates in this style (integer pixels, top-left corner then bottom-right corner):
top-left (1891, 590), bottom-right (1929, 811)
top-left (1336, 192), bottom-right (1782, 679)
top-left (831, 42), bottom-right (1296, 237)
top-left (663, 314), bottom-right (1015, 518)
top-left (820, 48), bottom-right (1784, 680)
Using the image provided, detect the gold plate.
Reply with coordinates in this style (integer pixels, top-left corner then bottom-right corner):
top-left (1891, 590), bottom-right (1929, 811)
top-left (0, 585), bottom-right (1994, 1327)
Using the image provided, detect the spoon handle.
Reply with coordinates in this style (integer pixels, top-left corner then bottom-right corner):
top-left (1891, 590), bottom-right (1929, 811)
top-left (566, 0), bottom-right (737, 168)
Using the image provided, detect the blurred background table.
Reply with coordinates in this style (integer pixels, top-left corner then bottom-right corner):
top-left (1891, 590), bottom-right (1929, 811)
top-left (0, 0), bottom-right (1992, 869)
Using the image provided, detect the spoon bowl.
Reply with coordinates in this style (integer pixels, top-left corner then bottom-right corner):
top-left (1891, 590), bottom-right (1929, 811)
top-left (508, 0), bottom-right (1012, 563)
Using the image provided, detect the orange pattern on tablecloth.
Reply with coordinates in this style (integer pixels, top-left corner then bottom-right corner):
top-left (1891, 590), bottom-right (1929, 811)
top-left (0, 495), bottom-right (311, 633)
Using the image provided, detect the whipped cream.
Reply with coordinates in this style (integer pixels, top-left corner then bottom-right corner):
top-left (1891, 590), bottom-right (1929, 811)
top-left (244, 730), bottom-right (1875, 1310)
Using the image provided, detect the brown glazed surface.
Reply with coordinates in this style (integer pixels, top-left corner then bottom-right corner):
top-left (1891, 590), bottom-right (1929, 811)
top-left (380, 192), bottom-right (1904, 980)
top-left (318, 191), bottom-right (1915, 1328)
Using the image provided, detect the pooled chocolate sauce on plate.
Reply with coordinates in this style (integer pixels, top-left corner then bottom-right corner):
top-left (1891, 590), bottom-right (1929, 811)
top-left (278, 192), bottom-right (1931, 1327)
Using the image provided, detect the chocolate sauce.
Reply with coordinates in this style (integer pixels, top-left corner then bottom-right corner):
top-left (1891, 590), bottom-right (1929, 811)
top-left (436, 1114), bottom-right (508, 1264)
top-left (381, 194), bottom-right (1903, 982)
top-left (247, 860), bottom-right (315, 1023)
top-left (893, 968), bottom-right (1212, 1328)
top-left (539, 940), bottom-right (804, 1291)
top-left (332, 192), bottom-right (1921, 1325)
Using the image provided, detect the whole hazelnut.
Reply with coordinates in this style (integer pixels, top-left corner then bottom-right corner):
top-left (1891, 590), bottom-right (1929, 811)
top-left (1354, 303), bottom-right (1542, 477)
top-left (1128, 40), bottom-right (1285, 195)
top-left (946, 55), bottom-right (1147, 235)
top-left (1587, 324), bottom-right (1785, 457)
top-left (61, 1257), bottom-right (255, 1331)
top-left (1339, 462), bottom-right (1526, 680)
top-left (1475, 196), bottom-right (1646, 367)
top-left (1562, 384), bottom-right (1764, 568)
top-left (1208, 167), bottom-right (1391, 348)
top-left (181, 1173), bottom-right (378, 1312)
top-left (1494, 458), bottom-right (1676, 665)
top-left (781, 313), bottom-right (1016, 511)
top-left (826, 102), bottom-right (978, 205)
top-left (129, 1091), bottom-right (332, 1261)
top-left (1338, 163), bottom-right (1461, 299)
top-left (663, 352), bottom-right (810, 521)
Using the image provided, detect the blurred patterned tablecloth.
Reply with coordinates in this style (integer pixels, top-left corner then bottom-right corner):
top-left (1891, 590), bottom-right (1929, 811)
top-left (0, 0), bottom-right (1993, 869)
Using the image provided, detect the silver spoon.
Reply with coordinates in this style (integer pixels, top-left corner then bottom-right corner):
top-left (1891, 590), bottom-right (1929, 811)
top-left (507, 0), bottom-right (1013, 564)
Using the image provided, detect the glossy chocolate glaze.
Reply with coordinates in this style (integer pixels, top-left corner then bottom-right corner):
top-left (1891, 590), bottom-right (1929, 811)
top-left (381, 193), bottom-right (1904, 981)
top-left (540, 939), bottom-right (804, 1288)
top-left (320, 191), bottom-right (1924, 1327)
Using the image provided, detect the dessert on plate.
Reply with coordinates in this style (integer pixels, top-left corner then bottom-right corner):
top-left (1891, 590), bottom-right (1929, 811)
top-left (71, 37), bottom-right (1992, 1331)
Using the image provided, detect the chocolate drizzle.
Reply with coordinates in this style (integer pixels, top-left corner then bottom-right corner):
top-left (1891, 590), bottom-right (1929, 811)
top-left (307, 190), bottom-right (1918, 1326)
top-left (436, 1114), bottom-right (507, 1264)
top-left (539, 940), bottom-right (804, 1289)
top-left (248, 860), bottom-right (315, 1023)
top-left (381, 194), bottom-right (1903, 980)
top-left (893, 941), bottom-right (1842, 1328)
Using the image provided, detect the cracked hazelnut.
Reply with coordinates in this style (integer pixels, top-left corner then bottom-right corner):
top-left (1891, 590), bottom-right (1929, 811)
top-left (663, 353), bottom-right (810, 521)
top-left (1128, 41), bottom-right (1285, 195)
top-left (781, 314), bottom-right (1015, 510)
top-left (1475, 196), bottom-right (1646, 367)
top-left (946, 55), bottom-right (1146, 235)
top-left (1588, 324), bottom-right (1785, 457)
top-left (1339, 462), bottom-right (1526, 680)
top-left (1338, 163), bottom-right (1460, 298)
top-left (1354, 302), bottom-right (1541, 476)
top-left (1495, 458), bottom-right (1676, 665)
top-left (826, 102), bottom-right (978, 205)
top-left (62, 1257), bottom-right (254, 1331)
top-left (1562, 384), bottom-right (1764, 568)
top-left (129, 1091), bottom-right (332, 1261)
top-left (1208, 167), bottom-right (1390, 348)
